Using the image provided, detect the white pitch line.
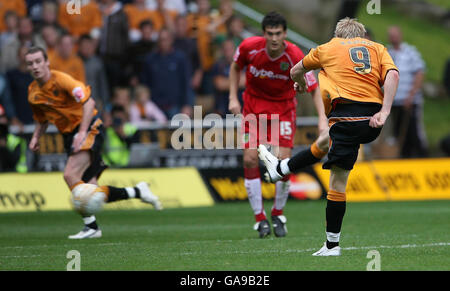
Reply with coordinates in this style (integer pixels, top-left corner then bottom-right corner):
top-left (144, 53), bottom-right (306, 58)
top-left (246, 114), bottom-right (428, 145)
top-left (1, 242), bottom-right (448, 258)
top-left (0, 242), bottom-right (127, 250)
top-left (0, 254), bottom-right (43, 258)
top-left (342, 242), bottom-right (450, 251)
top-left (180, 242), bottom-right (450, 256)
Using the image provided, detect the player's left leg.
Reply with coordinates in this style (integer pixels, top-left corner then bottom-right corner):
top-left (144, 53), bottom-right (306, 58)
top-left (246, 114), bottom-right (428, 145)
top-left (243, 148), bottom-right (270, 238)
top-left (270, 146), bottom-right (291, 237)
top-left (259, 128), bottom-right (329, 182)
top-left (64, 150), bottom-right (104, 239)
top-left (66, 151), bottom-right (162, 239)
top-left (65, 119), bottom-right (162, 239)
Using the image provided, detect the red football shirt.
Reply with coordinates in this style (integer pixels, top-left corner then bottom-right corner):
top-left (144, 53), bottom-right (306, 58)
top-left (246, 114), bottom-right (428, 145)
top-left (234, 36), bottom-right (318, 101)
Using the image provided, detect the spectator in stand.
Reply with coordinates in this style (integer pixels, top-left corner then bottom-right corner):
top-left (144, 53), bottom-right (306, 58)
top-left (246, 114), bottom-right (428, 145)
top-left (0, 104), bottom-right (28, 173)
top-left (140, 28), bottom-right (194, 119)
top-left (49, 33), bottom-right (86, 83)
top-left (148, 0), bottom-right (177, 32)
top-left (186, 0), bottom-right (216, 73)
top-left (0, 17), bottom-right (46, 73)
top-left (145, 0), bottom-right (187, 15)
top-left (33, 0), bottom-right (63, 34)
top-left (0, 73), bottom-right (16, 124)
top-left (78, 34), bottom-right (110, 112)
top-left (103, 86), bottom-right (132, 128)
top-left (0, 11), bottom-right (19, 49)
top-left (211, 38), bottom-right (244, 117)
top-left (0, 0), bottom-right (26, 33)
top-left (226, 15), bottom-right (245, 47)
top-left (444, 58), bottom-right (450, 97)
top-left (388, 26), bottom-right (428, 158)
top-left (58, 0), bottom-right (102, 41)
top-left (111, 86), bottom-right (132, 119)
top-left (214, 0), bottom-right (234, 41)
top-left (128, 20), bottom-right (157, 86)
top-left (5, 45), bottom-right (34, 127)
top-left (40, 24), bottom-right (60, 60)
top-left (130, 85), bottom-right (167, 125)
top-left (124, 0), bottom-right (176, 41)
top-left (102, 104), bottom-right (140, 168)
top-left (124, 0), bottom-right (156, 42)
top-left (173, 14), bottom-right (202, 96)
top-left (441, 134), bottom-right (450, 156)
top-left (98, 0), bottom-right (130, 90)
top-left (186, 0), bottom-right (231, 106)
top-left (27, 0), bottom-right (45, 22)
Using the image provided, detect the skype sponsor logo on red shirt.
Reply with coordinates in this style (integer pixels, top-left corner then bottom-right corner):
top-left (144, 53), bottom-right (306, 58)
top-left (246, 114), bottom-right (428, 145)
top-left (249, 65), bottom-right (289, 80)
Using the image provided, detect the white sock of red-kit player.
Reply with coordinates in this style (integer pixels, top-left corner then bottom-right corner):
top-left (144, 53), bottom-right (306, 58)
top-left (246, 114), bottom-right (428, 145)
top-left (244, 167), bottom-right (266, 222)
top-left (272, 175), bottom-right (290, 216)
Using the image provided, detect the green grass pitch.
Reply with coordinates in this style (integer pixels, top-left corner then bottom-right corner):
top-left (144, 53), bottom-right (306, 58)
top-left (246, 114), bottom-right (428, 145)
top-left (0, 200), bottom-right (449, 271)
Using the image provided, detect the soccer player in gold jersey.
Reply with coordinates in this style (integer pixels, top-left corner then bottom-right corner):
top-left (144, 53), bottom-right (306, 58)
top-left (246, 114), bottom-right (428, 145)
top-left (258, 18), bottom-right (399, 255)
top-left (26, 47), bottom-right (162, 239)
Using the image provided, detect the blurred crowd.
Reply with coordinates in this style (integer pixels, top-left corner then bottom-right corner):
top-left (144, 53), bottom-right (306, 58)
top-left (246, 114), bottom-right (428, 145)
top-left (1, 0), bottom-right (447, 172)
top-left (0, 0), bottom-right (250, 170)
top-left (0, 0), bottom-right (247, 133)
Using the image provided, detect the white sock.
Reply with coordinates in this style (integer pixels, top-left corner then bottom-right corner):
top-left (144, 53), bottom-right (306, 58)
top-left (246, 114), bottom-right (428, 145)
top-left (273, 180), bottom-right (290, 212)
top-left (326, 231), bottom-right (341, 243)
top-left (244, 178), bottom-right (263, 215)
top-left (125, 187), bottom-right (136, 198)
top-left (280, 159), bottom-right (291, 175)
top-left (83, 215), bottom-right (96, 225)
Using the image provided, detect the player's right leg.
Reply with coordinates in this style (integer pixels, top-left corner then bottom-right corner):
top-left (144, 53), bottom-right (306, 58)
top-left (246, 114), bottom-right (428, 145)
top-left (64, 151), bottom-right (103, 239)
top-left (269, 146), bottom-right (291, 238)
top-left (312, 165), bottom-right (349, 256)
top-left (64, 120), bottom-right (162, 239)
top-left (258, 128), bottom-right (329, 183)
top-left (65, 151), bottom-right (162, 239)
top-left (243, 148), bottom-right (270, 238)
top-left (313, 102), bottom-right (383, 255)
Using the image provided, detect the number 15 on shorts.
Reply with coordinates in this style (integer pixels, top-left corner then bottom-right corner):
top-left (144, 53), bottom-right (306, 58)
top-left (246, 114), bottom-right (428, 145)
top-left (280, 121), bottom-right (292, 137)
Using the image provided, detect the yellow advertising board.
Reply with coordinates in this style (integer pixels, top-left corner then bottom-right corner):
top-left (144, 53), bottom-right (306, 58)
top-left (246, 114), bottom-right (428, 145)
top-left (314, 158), bottom-right (450, 202)
top-left (0, 168), bottom-right (213, 212)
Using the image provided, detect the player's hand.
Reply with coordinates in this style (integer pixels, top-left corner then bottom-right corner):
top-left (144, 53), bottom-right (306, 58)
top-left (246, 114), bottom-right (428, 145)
top-left (228, 98), bottom-right (241, 115)
top-left (29, 137), bottom-right (40, 152)
top-left (369, 111), bottom-right (389, 128)
top-left (294, 82), bottom-right (306, 94)
top-left (72, 131), bottom-right (87, 153)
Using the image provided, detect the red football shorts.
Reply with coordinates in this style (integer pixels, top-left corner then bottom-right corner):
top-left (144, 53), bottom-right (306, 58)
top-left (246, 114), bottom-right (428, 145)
top-left (241, 94), bottom-right (297, 149)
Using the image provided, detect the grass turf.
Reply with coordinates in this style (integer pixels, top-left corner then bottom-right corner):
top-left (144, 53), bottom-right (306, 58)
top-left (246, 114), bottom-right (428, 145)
top-left (0, 200), bottom-right (449, 271)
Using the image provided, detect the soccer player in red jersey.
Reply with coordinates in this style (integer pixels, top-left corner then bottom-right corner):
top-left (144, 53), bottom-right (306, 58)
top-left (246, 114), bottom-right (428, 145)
top-left (228, 11), bottom-right (327, 238)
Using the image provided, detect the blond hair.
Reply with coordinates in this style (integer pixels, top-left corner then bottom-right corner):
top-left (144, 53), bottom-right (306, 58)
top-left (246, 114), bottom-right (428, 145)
top-left (334, 17), bottom-right (366, 39)
top-left (134, 85), bottom-right (150, 98)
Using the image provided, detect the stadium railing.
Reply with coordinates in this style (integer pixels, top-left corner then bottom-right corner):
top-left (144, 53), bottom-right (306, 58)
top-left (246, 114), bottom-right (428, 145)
top-left (9, 116), bottom-right (320, 172)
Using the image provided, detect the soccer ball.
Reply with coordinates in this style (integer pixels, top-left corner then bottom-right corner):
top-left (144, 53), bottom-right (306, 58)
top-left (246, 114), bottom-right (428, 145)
top-left (71, 184), bottom-right (106, 216)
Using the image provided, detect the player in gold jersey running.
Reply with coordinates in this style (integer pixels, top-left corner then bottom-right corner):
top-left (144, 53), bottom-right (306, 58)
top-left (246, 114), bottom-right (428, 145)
top-left (26, 47), bottom-right (162, 239)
